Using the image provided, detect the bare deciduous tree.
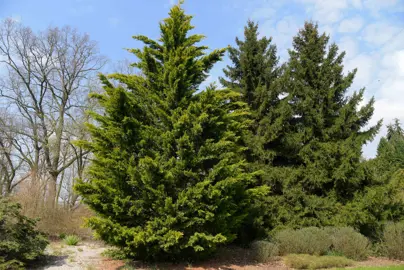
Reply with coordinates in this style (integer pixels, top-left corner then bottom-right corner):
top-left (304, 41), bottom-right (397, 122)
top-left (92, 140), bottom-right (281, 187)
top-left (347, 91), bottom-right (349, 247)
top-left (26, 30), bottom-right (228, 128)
top-left (0, 18), bottom-right (105, 207)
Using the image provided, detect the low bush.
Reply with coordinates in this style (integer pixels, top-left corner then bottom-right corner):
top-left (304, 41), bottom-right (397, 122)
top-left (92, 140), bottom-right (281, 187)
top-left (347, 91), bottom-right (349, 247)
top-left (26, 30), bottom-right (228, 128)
top-left (250, 240), bottom-right (278, 262)
top-left (274, 226), bottom-right (370, 260)
top-left (0, 198), bottom-right (48, 269)
top-left (327, 227), bottom-right (370, 260)
top-left (383, 222), bottom-right (404, 260)
top-left (284, 254), bottom-right (354, 269)
top-left (64, 235), bottom-right (80, 246)
top-left (101, 248), bottom-right (128, 260)
top-left (274, 227), bottom-right (331, 255)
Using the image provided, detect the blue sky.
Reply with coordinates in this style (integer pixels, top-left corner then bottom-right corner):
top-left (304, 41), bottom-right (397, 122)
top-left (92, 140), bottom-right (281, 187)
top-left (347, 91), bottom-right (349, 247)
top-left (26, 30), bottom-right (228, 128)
top-left (0, 0), bottom-right (404, 157)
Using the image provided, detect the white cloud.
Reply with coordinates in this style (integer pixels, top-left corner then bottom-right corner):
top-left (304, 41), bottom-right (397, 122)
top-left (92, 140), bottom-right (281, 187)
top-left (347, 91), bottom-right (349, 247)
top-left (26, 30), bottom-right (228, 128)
top-left (362, 98), bottom-right (404, 158)
top-left (298, 0), bottom-right (349, 23)
top-left (397, 50), bottom-right (404, 76)
top-left (362, 22), bottom-right (401, 46)
top-left (250, 7), bottom-right (276, 20)
top-left (351, 0), bottom-right (363, 9)
top-left (260, 16), bottom-right (301, 60)
top-left (345, 53), bottom-right (376, 89)
top-left (338, 16), bottom-right (364, 33)
top-left (319, 24), bottom-right (335, 37)
top-left (363, 0), bottom-right (402, 16)
top-left (339, 36), bottom-right (359, 59)
top-left (381, 30), bottom-right (404, 53)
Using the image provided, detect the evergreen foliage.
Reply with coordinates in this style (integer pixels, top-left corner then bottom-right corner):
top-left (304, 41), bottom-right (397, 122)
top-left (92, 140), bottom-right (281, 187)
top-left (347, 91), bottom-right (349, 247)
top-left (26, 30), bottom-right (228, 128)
top-left (374, 119), bottom-right (404, 181)
top-left (222, 20), bottom-right (403, 237)
top-left (75, 4), bottom-right (266, 261)
top-left (220, 20), bottom-right (280, 165)
top-left (262, 22), bottom-right (402, 236)
top-left (0, 199), bottom-right (48, 269)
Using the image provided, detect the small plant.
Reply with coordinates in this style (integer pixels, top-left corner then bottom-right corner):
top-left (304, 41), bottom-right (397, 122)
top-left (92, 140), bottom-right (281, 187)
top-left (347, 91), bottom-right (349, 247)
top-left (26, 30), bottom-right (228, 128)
top-left (275, 227), bottom-right (331, 255)
top-left (59, 232), bottom-right (67, 239)
top-left (63, 235), bottom-right (80, 246)
top-left (284, 254), bottom-right (354, 269)
top-left (250, 240), bottom-right (279, 262)
top-left (383, 222), bottom-right (404, 260)
top-left (327, 227), bottom-right (370, 260)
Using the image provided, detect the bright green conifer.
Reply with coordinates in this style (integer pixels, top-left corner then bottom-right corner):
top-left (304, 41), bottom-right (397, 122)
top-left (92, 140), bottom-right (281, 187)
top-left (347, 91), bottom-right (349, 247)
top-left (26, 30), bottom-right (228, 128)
top-left (75, 4), bottom-right (266, 261)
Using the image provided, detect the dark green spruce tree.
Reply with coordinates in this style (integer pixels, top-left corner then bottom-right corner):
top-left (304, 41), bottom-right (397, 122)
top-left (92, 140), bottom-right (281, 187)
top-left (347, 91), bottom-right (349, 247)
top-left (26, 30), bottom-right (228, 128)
top-left (374, 119), bottom-right (404, 180)
top-left (75, 4), bottom-right (266, 261)
top-left (369, 119), bottom-right (404, 195)
top-left (220, 20), bottom-right (280, 165)
top-left (260, 22), bottom-right (404, 236)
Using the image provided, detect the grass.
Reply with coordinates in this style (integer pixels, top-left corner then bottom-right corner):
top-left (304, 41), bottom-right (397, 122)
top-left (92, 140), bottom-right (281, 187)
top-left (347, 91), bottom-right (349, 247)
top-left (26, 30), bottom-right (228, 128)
top-left (63, 235), bottom-right (80, 246)
top-left (284, 254), bottom-right (354, 269)
top-left (339, 267), bottom-right (404, 270)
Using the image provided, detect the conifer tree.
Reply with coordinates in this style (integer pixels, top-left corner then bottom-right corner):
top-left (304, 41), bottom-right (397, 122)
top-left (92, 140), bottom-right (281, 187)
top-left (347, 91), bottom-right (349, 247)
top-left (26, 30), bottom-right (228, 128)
top-left (261, 22), bottom-right (403, 236)
top-left (220, 20), bottom-right (280, 165)
top-left (376, 120), bottom-right (404, 177)
top-left (371, 119), bottom-right (404, 185)
top-left (75, 4), bottom-right (266, 261)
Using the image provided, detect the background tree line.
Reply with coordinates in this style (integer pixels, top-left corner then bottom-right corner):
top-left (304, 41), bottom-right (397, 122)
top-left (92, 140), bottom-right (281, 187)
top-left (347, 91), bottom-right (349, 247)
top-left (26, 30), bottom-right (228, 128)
top-left (0, 19), bottom-right (105, 210)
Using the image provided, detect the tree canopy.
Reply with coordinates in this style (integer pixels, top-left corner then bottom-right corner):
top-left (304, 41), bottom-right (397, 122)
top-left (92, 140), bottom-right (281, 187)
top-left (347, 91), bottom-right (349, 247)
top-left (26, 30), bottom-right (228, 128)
top-left (75, 4), bottom-right (267, 261)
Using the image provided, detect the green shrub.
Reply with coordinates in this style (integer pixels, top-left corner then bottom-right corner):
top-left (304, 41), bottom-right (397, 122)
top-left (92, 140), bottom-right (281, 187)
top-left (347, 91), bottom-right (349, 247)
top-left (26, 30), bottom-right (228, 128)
top-left (0, 199), bottom-right (48, 269)
top-left (275, 227), bottom-right (331, 255)
top-left (327, 227), bottom-right (370, 260)
top-left (59, 233), bottom-right (66, 240)
top-left (63, 235), bottom-right (80, 246)
top-left (383, 222), bottom-right (404, 260)
top-left (101, 248), bottom-right (127, 260)
top-left (250, 240), bottom-right (278, 262)
top-left (284, 254), bottom-right (354, 269)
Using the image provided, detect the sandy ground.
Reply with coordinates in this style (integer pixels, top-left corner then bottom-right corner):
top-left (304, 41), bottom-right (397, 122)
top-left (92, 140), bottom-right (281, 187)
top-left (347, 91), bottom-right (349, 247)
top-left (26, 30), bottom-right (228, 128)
top-left (31, 241), bottom-right (124, 270)
top-left (31, 241), bottom-right (404, 270)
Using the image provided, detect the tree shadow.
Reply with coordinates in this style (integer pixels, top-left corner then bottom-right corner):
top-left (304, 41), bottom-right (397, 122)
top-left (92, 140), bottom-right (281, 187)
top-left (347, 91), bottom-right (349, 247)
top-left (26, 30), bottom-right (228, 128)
top-left (28, 254), bottom-right (69, 269)
top-left (117, 246), bottom-right (278, 270)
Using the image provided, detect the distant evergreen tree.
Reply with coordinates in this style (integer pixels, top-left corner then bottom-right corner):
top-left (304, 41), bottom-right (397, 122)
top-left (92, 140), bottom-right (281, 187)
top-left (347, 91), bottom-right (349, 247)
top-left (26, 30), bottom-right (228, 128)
top-left (375, 119), bottom-right (404, 179)
top-left (75, 4), bottom-right (266, 261)
top-left (220, 20), bottom-right (280, 165)
top-left (260, 22), bottom-right (403, 236)
top-left (369, 119), bottom-right (404, 199)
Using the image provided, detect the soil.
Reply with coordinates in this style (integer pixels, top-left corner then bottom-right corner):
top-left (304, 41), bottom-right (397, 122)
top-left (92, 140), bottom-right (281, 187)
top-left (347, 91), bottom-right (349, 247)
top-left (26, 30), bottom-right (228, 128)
top-left (31, 241), bottom-right (404, 270)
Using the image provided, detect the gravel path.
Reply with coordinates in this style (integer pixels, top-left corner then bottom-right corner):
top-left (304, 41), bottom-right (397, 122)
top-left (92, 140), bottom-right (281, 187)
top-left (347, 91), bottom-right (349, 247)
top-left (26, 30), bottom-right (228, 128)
top-left (31, 241), bottom-right (404, 270)
top-left (31, 241), bottom-right (124, 270)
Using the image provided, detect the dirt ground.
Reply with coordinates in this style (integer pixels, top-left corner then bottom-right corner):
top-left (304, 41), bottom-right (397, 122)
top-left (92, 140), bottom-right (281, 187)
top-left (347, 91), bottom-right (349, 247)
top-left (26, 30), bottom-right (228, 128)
top-left (31, 241), bottom-right (404, 270)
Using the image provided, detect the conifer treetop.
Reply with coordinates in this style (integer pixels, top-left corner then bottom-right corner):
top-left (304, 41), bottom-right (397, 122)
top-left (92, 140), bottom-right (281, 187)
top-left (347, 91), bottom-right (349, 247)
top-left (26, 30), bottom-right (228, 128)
top-left (125, 3), bottom-right (225, 109)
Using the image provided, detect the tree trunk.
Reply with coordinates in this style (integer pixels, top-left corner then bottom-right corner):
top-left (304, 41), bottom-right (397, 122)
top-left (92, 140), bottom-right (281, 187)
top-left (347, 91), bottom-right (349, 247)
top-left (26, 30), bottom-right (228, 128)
top-left (47, 173), bottom-right (58, 208)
